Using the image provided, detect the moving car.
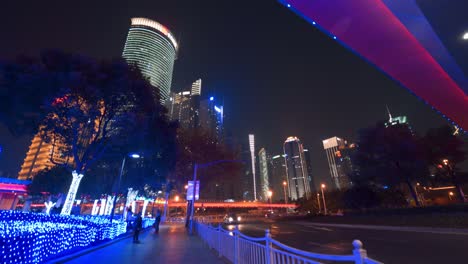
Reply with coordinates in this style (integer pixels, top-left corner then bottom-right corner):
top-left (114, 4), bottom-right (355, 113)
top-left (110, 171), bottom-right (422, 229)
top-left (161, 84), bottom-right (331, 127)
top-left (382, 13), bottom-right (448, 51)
top-left (223, 213), bottom-right (242, 224)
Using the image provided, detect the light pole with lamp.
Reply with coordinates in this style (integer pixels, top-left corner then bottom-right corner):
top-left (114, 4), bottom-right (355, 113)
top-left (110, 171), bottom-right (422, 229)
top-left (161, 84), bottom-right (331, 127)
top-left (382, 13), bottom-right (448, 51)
top-left (268, 190), bottom-right (273, 213)
top-left (189, 160), bottom-right (244, 235)
top-left (320, 184), bottom-right (327, 215)
top-left (316, 193), bottom-right (322, 213)
top-left (109, 153), bottom-right (141, 221)
top-left (282, 181), bottom-right (288, 214)
top-left (282, 181), bottom-right (288, 204)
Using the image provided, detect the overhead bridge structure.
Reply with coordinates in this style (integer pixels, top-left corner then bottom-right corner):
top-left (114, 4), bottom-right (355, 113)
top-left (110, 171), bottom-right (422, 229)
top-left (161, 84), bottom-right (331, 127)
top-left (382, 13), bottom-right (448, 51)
top-left (279, 0), bottom-right (468, 132)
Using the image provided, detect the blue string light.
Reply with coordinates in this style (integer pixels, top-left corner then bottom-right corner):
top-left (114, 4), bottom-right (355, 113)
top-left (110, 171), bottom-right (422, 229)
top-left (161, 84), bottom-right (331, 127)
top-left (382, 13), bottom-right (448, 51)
top-left (0, 210), bottom-right (141, 263)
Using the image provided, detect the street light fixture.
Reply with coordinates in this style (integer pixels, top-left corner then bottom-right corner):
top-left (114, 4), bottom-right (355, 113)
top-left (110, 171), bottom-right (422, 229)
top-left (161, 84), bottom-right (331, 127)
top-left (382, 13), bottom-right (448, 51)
top-left (268, 190), bottom-right (273, 213)
top-left (282, 181), bottom-right (288, 204)
top-left (109, 153), bottom-right (141, 221)
top-left (449, 191), bottom-right (454, 201)
top-left (316, 193), bottom-right (322, 213)
top-left (320, 184), bottom-right (327, 215)
top-left (462, 32), bottom-right (468, 40)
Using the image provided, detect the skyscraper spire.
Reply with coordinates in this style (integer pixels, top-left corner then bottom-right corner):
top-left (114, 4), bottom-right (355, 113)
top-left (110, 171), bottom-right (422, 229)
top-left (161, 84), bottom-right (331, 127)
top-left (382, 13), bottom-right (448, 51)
top-left (386, 105), bottom-right (393, 122)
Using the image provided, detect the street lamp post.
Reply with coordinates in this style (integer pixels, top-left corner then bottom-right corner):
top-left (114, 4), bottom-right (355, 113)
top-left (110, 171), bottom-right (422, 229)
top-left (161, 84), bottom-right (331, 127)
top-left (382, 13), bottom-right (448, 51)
top-left (282, 181), bottom-right (288, 204)
top-left (282, 181), bottom-right (288, 214)
top-left (109, 153), bottom-right (140, 221)
top-left (268, 190), bottom-right (273, 212)
top-left (321, 184), bottom-right (327, 215)
top-left (189, 160), bottom-right (244, 235)
top-left (449, 191), bottom-right (454, 201)
top-left (316, 193), bottom-right (322, 213)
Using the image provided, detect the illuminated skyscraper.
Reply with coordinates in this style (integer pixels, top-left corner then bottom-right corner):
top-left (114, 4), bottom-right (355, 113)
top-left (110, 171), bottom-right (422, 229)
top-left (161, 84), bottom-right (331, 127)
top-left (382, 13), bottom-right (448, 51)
top-left (167, 79), bottom-right (202, 129)
top-left (283, 137), bottom-right (311, 200)
top-left (18, 133), bottom-right (72, 180)
top-left (322, 137), bottom-right (355, 190)
top-left (122, 17), bottom-right (178, 103)
top-left (258, 148), bottom-right (270, 201)
top-left (270, 154), bottom-right (286, 202)
top-left (199, 97), bottom-right (224, 141)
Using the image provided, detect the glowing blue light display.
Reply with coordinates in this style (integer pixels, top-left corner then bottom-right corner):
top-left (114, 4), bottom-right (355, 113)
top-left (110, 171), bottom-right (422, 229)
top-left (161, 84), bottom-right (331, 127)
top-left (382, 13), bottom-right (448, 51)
top-left (0, 211), bottom-right (129, 263)
top-left (209, 96), bottom-right (214, 101)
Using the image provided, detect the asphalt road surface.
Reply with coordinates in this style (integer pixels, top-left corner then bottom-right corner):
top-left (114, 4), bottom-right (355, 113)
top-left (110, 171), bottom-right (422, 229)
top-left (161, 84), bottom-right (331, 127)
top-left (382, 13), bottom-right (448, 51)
top-left (226, 220), bottom-right (468, 264)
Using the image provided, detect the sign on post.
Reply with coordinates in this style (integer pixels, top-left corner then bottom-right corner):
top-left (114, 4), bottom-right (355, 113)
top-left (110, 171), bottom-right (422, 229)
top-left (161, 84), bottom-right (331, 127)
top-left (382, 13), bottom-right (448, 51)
top-left (187, 181), bottom-right (200, 201)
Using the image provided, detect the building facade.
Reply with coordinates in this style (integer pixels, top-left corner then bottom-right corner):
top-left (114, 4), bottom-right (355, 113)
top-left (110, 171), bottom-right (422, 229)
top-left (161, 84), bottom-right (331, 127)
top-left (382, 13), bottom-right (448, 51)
top-left (199, 97), bottom-right (224, 142)
top-left (258, 148), bottom-right (270, 201)
top-left (122, 17), bottom-right (178, 103)
top-left (283, 137), bottom-right (311, 200)
top-left (18, 133), bottom-right (72, 180)
top-left (322, 137), bottom-right (354, 190)
top-left (167, 79), bottom-right (202, 129)
top-left (303, 148), bottom-right (316, 193)
top-left (270, 154), bottom-right (287, 203)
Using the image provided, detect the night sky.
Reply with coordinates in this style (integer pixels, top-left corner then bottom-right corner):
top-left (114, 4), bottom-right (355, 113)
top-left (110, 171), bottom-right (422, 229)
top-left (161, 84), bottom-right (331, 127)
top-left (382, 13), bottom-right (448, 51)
top-left (0, 0), bottom-right (465, 186)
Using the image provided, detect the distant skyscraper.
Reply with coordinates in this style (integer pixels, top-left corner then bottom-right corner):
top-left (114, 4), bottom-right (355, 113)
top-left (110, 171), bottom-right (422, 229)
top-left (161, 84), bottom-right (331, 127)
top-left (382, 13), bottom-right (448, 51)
top-left (122, 17), bottom-right (178, 103)
top-left (283, 137), bottom-right (311, 200)
top-left (270, 154), bottom-right (287, 202)
top-left (199, 97), bottom-right (224, 141)
top-left (167, 79), bottom-right (202, 129)
top-left (303, 148), bottom-right (316, 193)
top-left (384, 106), bottom-right (413, 132)
top-left (258, 148), bottom-right (270, 201)
top-left (18, 133), bottom-right (72, 180)
top-left (249, 134), bottom-right (257, 200)
top-left (322, 137), bottom-right (355, 190)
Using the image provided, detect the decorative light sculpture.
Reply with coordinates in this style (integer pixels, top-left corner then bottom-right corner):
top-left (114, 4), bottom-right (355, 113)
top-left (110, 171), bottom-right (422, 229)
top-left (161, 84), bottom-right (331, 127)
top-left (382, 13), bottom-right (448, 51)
top-left (141, 200), bottom-right (149, 217)
top-left (44, 201), bottom-right (56, 215)
top-left (91, 199), bottom-right (99, 215)
top-left (99, 198), bottom-right (107, 215)
top-left (60, 170), bottom-right (84, 215)
top-left (104, 195), bottom-right (115, 215)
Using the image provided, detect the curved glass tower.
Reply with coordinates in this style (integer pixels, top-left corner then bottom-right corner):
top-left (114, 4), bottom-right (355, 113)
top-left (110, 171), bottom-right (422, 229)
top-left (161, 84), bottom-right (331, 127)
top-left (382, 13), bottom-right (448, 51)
top-left (123, 17), bottom-right (178, 102)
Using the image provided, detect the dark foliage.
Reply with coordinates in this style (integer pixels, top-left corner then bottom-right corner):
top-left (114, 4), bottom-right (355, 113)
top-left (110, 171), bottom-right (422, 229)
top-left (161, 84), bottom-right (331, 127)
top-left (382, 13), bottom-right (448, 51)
top-left (28, 166), bottom-right (71, 195)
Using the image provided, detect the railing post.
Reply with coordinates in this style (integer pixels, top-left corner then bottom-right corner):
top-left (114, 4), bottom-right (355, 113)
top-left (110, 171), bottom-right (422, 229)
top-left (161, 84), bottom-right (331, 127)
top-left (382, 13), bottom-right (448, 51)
top-left (352, 240), bottom-right (367, 264)
top-left (234, 226), bottom-right (239, 264)
top-left (218, 223), bottom-right (222, 258)
top-left (265, 229), bottom-right (272, 264)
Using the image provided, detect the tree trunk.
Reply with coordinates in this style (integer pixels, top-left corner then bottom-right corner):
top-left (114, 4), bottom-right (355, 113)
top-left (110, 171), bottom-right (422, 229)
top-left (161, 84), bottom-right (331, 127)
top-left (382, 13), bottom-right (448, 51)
top-left (61, 171), bottom-right (84, 215)
top-left (406, 180), bottom-right (421, 207)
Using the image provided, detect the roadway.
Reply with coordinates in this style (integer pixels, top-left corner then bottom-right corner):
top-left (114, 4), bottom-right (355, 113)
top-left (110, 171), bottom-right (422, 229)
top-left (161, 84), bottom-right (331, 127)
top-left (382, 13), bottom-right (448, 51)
top-left (227, 219), bottom-right (468, 264)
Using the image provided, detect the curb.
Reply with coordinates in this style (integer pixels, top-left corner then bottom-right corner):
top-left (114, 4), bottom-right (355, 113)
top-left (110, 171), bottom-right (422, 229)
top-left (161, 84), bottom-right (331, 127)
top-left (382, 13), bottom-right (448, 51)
top-left (302, 222), bottom-right (468, 235)
top-left (46, 229), bottom-right (150, 264)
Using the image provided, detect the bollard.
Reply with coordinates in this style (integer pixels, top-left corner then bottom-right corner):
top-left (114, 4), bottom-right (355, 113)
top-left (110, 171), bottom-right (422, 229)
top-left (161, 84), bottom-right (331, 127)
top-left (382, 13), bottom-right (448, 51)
top-left (352, 240), bottom-right (367, 264)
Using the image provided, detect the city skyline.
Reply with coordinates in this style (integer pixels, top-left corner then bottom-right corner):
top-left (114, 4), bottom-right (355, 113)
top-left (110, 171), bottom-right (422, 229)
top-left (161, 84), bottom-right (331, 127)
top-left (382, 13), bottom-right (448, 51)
top-left (0, 0), bottom-right (465, 184)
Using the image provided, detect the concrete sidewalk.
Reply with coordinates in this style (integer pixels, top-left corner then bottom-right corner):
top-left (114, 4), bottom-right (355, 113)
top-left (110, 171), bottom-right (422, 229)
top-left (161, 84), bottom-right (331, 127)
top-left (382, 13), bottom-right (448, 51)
top-left (59, 223), bottom-right (225, 264)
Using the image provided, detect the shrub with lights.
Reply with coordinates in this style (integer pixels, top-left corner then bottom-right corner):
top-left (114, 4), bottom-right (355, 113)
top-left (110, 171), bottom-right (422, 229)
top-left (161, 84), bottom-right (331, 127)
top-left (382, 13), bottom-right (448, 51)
top-left (0, 211), bottom-right (127, 263)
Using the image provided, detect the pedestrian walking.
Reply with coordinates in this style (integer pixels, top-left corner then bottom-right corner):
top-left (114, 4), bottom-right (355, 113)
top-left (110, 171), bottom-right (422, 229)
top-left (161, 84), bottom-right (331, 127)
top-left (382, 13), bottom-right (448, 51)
top-left (133, 213), bottom-right (143, 243)
top-left (154, 209), bottom-right (162, 234)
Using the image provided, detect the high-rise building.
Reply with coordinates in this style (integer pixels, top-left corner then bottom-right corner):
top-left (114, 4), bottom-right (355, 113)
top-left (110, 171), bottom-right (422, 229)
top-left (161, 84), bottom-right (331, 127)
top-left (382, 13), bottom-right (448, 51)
top-left (322, 137), bottom-right (355, 190)
top-left (18, 133), bottom-right (72, 180)
top-left (122, 17), bottom-right (178, 103)
top-left (283, 137), bottom-right (311, 200)
top-left (303, 148), bottom-right (316, 193)
top-left (167, 79), bottom-right (202, 129)
top-left (384, 106), bottom-right (413, 133)
top-left (199, 97), bottom-right (224, 142)
top-left (270, 154), bottom-right (287, 202)
top-left (258, 148), bottom-right (270, 201)
top-left (248, 134), bottom-right (257, 200)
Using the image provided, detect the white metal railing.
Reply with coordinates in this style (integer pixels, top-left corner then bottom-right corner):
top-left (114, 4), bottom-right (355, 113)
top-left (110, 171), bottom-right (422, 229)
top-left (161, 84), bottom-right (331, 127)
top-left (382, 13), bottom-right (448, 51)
top-left (195, 222), bottom-right (383, 264)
